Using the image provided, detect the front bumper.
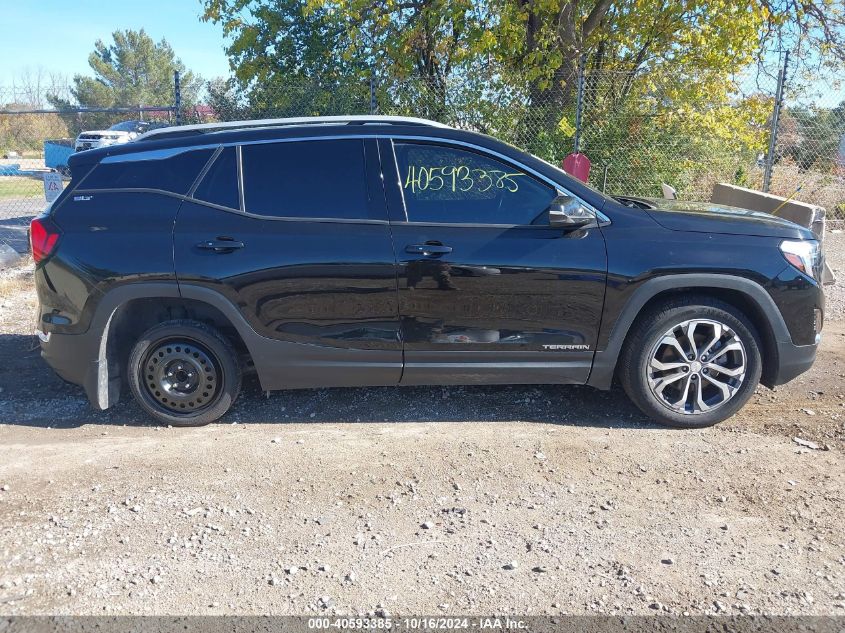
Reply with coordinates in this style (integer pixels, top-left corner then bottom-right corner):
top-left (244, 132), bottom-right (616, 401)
top-left (74, 138), bottom-right (123, 152)
top-left (75, 141), bottom-right (108, 152)
top-left (769, 337), bottom-right (818, 386)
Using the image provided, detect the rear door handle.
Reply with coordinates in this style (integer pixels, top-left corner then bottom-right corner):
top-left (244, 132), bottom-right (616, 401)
top-left (405, 243), bottom-right (453, 256)
top-left (196, 238), bottom-right (245, 253)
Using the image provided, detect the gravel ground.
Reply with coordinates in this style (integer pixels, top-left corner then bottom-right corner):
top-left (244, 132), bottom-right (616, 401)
top-left (823, 229), bottom-right (844, 321)
top-left (1, 258), bottom-right (844, 616)
top-left (0, 198), bottom-right (41, 255)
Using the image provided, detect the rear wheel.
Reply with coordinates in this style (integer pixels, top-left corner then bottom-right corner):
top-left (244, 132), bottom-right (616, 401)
top-left (618, 297), bottom-right (762, 428)
top-left (128, 320), bottom-right (241, 426)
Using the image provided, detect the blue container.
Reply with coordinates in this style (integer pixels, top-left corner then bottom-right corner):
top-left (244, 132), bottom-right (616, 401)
top-left (44, 139), bottom-right (75, 172)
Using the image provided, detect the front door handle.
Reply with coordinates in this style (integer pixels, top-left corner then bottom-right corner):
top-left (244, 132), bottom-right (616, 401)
top-left (196, 237), bottom-right (245, 253)
top-left (405, 243), bottom-right (453, 256)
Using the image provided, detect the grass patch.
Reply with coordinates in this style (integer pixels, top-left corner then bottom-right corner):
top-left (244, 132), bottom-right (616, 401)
top-left (0, 177), bottom-right (44, 200)
top-left (0, 272), bottom-right (33, 297)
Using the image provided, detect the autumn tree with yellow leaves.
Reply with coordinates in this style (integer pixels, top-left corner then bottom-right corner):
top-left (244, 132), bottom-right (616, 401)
top-left (202, 0), bottom-right (844, 194)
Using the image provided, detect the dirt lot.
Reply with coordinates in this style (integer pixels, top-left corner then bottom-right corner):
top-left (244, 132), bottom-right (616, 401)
top-left (1, 235), bottom-right (844, 616)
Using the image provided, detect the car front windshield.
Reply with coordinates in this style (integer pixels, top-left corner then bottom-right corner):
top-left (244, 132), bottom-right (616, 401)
top-left (108, 121), bottom-right (144, 133)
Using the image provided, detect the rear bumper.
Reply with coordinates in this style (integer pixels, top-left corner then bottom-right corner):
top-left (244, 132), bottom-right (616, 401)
top-left (38, 327), bottom-right (115, 410)
top-left (36, 281), bottom-right (181, 411)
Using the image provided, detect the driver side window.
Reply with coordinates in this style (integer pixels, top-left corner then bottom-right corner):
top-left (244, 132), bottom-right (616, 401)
top-left (393, 142), bottom-right (556, 225)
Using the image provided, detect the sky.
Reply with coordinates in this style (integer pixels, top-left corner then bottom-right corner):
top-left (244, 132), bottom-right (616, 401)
top-left (0, 0), bottom-right (231, 86)
top-left (0, 2), bottom-right (841, 106)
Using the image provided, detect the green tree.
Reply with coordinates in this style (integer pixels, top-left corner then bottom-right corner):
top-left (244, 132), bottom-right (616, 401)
top-left (205, 77), bottom-right (249, 121)
top-left (203, 0), bottom-right (493, 119)
top-left (0, 108), bottom-right (69, 153)
top-left (50, 29), bottom-right (202, 130)
top-left (202, 0), bottom-right (845, 181)
top-left (206, 0), bottom-right (363, 84)
top-left (203, 0), bottom-right (375, 119)
top-left (779, 102), bottom-right (845, 171)
top-left (205, 0), bottom-right (844, 110)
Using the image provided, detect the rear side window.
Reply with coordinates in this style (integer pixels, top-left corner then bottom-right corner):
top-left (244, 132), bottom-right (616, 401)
top-left (393, 142), bottom-right (556, 225)
top-left (240, 139), bottom-right (373, 220)
top-left (193, 147), bottom-right (239, 210)
top-left (81, 148), bottom-right (214, 194)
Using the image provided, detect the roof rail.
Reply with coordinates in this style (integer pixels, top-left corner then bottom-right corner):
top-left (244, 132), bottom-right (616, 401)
top-left (137, 115), bottom-right (450, 142)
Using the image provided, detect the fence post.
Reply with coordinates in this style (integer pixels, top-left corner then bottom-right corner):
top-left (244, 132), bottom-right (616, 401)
top-left (763, 50), bottom-right (789, 193)
top-left (369, 71), bottom-right (377, 115)
top-left (174, 70), bottom-right (182, 125)
top-left (573, 54), bottom-right (586, 153)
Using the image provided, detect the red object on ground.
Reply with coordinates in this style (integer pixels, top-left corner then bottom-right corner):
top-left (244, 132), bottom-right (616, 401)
top-left (562, 152), bottom-right (591, 183)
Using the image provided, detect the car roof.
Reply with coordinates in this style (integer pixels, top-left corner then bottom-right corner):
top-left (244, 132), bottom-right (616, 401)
top-left (73, 116), bottom-right (484, 164)
top-left (136, 115), bottom-right (450, 142)
top-left (67, 115), bottom-right (611, 210)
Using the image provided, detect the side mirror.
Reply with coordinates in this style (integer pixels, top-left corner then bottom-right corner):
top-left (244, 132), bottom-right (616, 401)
top-left (547, 195), bottom-right (594, 229)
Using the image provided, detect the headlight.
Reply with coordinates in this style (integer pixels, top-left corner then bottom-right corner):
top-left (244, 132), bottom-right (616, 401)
top-left (780, 239), bottom-right (820, 280)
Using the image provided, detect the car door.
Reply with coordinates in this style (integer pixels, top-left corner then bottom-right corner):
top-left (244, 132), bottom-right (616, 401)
top-left (174, 137), bottom-right (402, 391)
top-left (379, 138), bottom-right (608, 385)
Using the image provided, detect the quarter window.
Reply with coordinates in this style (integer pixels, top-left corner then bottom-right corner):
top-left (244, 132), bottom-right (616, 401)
top-left (81, 148), bottom-right (214, 194)
top-left (193, 147), bottom-right (239, 210)
top-left (393, 142), bottom-right (556, 225)
top-left (240, 139), bottom-right (374, 220)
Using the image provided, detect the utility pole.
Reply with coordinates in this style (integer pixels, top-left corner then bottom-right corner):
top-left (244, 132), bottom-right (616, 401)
top-left (174, 70), bottom-right (182, 125)
top-left (369, 70), bottom-right (377, 115)
top-left (573, 54), bottom-right (586, 153)
top-left (763, 50), bottom-right (789, 193)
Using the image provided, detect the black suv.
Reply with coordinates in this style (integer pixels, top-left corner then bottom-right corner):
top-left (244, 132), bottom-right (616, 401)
top-left (30, 116), bottom-right (825, 427)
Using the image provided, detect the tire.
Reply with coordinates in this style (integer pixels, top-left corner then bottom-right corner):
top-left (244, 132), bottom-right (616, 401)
top-left (618, 296), bottom-right (762, 428)
top-left (128, 320), bottom-right (241, 426)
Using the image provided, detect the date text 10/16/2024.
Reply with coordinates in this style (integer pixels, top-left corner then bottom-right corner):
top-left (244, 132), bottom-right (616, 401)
top-left (307, 617), bottom-right (529, 630)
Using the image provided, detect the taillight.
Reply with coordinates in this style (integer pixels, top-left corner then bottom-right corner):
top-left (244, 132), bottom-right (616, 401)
top-left (29, 217), bottom-right (61, 263)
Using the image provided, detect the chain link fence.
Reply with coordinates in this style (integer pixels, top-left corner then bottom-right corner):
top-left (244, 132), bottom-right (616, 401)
top-left (578, 69), bottom-right (778, 201)
top-left (0, 86), bottom-right (177, 258)
top-left (203, 69), bottom-right (844, 221)
top-left (1, 65), bottom-right (843, 257)
top-left (769, 78), bottom-right (845, 223)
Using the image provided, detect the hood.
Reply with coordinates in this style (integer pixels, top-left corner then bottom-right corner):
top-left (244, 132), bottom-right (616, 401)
top-left (616, 197), bottom-right (815, 240)
top-left (77, 130), bottom-right (134, 138)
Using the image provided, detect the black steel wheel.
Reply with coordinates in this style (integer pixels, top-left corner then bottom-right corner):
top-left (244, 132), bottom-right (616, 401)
top-left (128, 320), bottom-right (241, 426)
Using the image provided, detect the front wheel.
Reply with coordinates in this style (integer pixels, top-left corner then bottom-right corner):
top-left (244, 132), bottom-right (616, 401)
top-left (128, 320), bottom-right (241, 426)
top-left (618, 297), bottom-right (762, 428)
